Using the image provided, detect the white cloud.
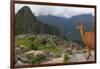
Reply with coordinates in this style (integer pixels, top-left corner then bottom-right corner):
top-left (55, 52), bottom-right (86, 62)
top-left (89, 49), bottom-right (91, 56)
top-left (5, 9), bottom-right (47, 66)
top-left (15, 4), bottom-right (94, 18)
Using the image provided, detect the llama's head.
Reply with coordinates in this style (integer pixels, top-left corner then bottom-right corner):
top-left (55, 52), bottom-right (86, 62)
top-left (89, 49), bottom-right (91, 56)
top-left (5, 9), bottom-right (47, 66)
top-left (76, 23), bottom-right (85, 30)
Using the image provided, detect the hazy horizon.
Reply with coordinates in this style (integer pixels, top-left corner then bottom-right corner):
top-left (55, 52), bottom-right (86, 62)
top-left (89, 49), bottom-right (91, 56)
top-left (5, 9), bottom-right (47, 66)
top-left (15, 4), bottom-right (94, 18)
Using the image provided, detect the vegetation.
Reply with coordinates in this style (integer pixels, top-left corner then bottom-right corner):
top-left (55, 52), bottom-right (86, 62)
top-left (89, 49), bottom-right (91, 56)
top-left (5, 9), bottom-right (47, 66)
top-left (15, 6), bottom-right (60, 36)
top-left (26, 54), bottom-right (46, 64)
top-left (16, 34), bottom-right (62, 52)
top-left (64, 53), bottom-right (70, 63)
top-left (15, 34), bottom-right (83, 65)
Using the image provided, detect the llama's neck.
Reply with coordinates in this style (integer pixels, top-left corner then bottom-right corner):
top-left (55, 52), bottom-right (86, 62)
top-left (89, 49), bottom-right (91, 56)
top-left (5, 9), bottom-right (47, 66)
top-left (80, 27), bottom-right (85, 42)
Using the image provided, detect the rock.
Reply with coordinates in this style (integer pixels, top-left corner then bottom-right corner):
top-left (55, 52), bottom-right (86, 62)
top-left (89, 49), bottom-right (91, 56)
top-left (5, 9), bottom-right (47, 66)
top-left (25, 50), bottom-right (44, 56)
top-left (16, 60), bottom-right (23, 66)
top-left (16, 34), bottom-right (27, 38)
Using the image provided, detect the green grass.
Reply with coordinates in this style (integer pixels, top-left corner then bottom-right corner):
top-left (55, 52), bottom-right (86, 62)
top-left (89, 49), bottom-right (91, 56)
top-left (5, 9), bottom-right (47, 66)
top-left (16, 37), bottom-right (33, 48)
top-left (45, 46), bottom-right (61, 53)
top-left (15, 35), bottom-right (62, 53)
top-left (31, 54), bottom-right (46, 64)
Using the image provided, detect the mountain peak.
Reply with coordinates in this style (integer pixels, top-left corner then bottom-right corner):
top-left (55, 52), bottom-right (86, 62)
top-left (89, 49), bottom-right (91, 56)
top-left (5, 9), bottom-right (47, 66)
top-left (15, 6), bottom-right (60, 36)
top-left (21, 6), bottom-right (31, 11)
top-left (17, 6), bottom-right (33, 15)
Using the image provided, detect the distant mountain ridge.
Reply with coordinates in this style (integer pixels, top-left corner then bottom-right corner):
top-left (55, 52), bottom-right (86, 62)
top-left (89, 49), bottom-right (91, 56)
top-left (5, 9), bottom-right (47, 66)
top-left (37, 14), bottom-right (94, 43)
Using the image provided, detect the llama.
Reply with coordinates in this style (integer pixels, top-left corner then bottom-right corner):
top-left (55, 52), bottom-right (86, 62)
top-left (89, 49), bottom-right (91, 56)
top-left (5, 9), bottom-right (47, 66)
top-left (77, 23), bottom-right (95, 60)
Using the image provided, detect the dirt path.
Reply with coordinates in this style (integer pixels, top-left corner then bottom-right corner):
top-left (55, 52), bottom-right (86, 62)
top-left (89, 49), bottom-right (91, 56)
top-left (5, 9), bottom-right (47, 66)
top-left (42, 50), bottom-right (95, 64)
top-left (69, 50), bottom-right (95, 62)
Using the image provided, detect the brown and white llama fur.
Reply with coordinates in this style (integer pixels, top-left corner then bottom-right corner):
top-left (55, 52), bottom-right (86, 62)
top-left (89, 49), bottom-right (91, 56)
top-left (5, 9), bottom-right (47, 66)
top-left (77, 23), bottom-right (95, 60)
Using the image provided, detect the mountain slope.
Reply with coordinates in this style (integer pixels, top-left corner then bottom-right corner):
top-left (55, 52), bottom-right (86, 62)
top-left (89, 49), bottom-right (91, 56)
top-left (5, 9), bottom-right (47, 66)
top-left (37, 14), bottom-right (94, 44)
top-left (15, 6), bottom-right (60, 36)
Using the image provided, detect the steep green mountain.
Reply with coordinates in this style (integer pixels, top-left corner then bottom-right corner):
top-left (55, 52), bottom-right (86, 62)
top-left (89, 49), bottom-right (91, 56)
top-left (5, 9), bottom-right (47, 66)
top-left (15, 6), bottom-right (60, 36)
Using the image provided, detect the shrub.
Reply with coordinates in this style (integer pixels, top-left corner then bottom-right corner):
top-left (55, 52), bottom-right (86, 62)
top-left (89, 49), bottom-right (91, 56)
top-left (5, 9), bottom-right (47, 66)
top-left (27, 54), bottom-right (46, 64)
top-left (64, 53), bottom-right (69, 63)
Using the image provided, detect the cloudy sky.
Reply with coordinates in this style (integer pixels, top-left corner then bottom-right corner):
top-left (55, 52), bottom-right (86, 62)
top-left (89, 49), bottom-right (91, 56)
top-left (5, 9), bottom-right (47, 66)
top-left (15, 4), bottom-right (94, 18)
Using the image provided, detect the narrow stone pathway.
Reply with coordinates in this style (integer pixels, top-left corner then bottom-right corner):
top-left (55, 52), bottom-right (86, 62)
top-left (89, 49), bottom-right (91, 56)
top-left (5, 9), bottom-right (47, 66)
top-left (69, 50), bottom-right (95, 62)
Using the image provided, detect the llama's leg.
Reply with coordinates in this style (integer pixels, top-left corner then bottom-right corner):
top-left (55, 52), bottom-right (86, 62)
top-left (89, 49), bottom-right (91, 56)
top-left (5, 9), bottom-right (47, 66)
top-left (87, 48), bottom-right (91, 60)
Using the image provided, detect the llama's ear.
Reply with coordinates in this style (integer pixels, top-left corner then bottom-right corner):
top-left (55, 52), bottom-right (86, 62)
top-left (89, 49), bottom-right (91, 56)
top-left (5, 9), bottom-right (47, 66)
top-left (78, 21), bottom-right (84, 25)
top-left (79, 23), bottom-right (81, 25)
top-left (78, 22), bottom-right (81, 26)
